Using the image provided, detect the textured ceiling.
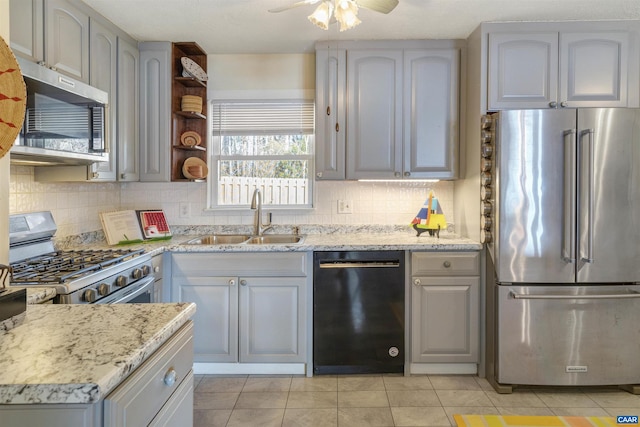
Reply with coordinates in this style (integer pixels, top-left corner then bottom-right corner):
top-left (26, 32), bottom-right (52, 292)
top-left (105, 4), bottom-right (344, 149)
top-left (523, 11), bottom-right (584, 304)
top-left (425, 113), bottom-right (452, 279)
top-left (80, 0), bottom-right (640, 54)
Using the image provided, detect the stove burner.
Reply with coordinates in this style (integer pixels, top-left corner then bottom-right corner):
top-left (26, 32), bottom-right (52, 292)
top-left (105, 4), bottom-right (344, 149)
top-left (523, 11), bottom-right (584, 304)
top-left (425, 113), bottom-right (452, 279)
top-left (10, 248), bottom-right (145, 285)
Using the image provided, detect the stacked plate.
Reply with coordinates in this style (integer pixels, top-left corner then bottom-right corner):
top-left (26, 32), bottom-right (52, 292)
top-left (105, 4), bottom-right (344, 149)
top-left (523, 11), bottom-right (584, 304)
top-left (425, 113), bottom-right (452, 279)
top-left (181, 95), bottom-right (202, 113)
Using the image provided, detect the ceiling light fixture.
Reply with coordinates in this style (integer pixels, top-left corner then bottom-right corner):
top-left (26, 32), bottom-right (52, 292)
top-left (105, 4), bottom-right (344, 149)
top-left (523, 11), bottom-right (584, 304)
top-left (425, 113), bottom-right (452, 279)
top-left (308, 0), bottom-right (362, 32)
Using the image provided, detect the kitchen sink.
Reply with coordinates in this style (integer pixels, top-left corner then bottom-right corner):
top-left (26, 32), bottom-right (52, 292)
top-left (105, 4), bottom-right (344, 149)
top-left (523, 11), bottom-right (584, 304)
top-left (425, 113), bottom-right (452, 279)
top-left (246, 235), bottom-right (305, 244)
top-left (182, 234), bottom-right (251, 245)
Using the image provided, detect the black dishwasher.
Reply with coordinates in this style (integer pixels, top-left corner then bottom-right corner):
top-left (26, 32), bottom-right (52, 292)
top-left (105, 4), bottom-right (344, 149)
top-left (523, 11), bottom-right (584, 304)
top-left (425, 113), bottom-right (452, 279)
top-left (313, 251), bottom-right (405, 374)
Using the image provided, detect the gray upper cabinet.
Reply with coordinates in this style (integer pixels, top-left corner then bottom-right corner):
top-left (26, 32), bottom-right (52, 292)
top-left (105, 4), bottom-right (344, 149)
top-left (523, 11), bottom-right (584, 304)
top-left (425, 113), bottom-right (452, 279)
top-left (315, 47), bottom-right (346, 180)
top-left (89, 18), bottom-right (118, 181)
top-left (403, 49), bottom-right (459, 179)
top-left (139, 42), bottom-right (172, 182)
top-left (45, 0), bottom-right (90, 82)
top-left (116, 37), bottom-right (140, 181)
top-left (346, 49), bottom-right (403, 180)
top-left (9, 0), bottom-right (44, 62)
top-left (488, 28), bottom-right (635, 110)
top-left (315, 40), bottom-right (462, 181)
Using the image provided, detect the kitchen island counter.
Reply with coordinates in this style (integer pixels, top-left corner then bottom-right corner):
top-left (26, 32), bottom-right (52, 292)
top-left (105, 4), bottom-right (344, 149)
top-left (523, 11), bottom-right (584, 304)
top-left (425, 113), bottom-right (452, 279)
top-left (0, 302), bottom-right (195, 405)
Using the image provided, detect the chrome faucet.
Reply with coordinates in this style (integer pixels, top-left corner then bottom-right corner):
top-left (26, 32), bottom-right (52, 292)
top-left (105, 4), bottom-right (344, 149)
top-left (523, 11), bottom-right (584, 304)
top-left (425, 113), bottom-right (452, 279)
top-left (250, 189), bottom-right (272, 236)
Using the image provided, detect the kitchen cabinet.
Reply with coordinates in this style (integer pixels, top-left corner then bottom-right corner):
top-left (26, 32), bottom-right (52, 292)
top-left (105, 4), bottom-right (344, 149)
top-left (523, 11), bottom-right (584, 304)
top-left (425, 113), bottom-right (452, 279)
top-left (488, 29), bottom-right (635, 110)
top-left (10, 0), bottom-right (89, 82)
top-left (151, 252), bottom-right (165, 302)
top-left (171, 252), bottom-right (309, 365)
top-left (9, 0), bottom-right (44, 63)
top-left (411, 252), bottom-right (479, 364)
top-left (139, 42), bottom-right (172, 182)
top-left (315, 40), bottom-right (462, 181)
top-left (45, 0), bottom-right (90, 82)
top-left (115, 37), bottom-right (140, 181)
top-left (314, 46), bottom-right (346, 180)
top-left (138, 42), bottom-right (208, 182)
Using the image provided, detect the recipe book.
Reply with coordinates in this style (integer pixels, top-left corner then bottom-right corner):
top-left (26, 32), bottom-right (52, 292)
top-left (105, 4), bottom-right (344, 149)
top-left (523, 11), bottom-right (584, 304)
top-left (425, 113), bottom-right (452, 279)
top-left (100, 210), bottom-right (172, 245)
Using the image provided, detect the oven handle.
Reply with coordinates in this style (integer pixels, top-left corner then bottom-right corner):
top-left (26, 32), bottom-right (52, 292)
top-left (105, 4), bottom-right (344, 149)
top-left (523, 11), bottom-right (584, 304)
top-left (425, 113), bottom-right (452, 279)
top-left (97, 276), bottom-right (155, 304)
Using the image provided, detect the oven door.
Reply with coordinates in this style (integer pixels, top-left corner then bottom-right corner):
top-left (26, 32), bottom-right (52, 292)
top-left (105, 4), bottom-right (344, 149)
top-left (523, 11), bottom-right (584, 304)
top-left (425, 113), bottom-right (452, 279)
top-left (96, 276), bottom-right (155, 304)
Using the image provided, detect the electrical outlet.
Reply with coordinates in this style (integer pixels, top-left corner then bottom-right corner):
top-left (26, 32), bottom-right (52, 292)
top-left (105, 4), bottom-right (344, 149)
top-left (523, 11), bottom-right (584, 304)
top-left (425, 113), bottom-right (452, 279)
top-left (179, 202), bottom-right (191, 218)
top-left (337, 199), bottom-right (353, 214)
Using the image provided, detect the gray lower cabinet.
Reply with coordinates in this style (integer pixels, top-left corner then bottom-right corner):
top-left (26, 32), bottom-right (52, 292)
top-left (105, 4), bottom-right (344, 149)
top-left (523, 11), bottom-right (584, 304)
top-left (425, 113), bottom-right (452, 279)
top-left (171, 252), bottom-right (309, 364)
top-left (0, 321), bottom-right (194, 427)
top-left (411, 252), bottom-right (480, 363)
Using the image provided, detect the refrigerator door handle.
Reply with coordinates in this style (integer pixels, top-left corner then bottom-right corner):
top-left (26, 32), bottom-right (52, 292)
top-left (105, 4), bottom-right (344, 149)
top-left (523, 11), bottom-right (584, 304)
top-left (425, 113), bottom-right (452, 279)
top-left (579, 129), bottom-right (595, 264)
top-left (509, 290), bottom-right (640, 300)
top-left (562, 129), bottom-right (577, 264)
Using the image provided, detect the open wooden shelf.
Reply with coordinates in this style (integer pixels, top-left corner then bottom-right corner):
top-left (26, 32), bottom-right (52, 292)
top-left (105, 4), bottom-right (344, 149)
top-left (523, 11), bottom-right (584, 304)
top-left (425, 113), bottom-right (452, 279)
top-left (171, 42), bottom-right (208, 182)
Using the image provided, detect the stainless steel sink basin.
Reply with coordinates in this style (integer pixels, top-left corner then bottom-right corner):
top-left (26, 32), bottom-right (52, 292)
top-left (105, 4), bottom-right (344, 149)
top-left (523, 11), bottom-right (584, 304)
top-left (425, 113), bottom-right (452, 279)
top-left (246, 235), bottom-right (304, 244)
top-left (183, 234), bottom-right (251, 245)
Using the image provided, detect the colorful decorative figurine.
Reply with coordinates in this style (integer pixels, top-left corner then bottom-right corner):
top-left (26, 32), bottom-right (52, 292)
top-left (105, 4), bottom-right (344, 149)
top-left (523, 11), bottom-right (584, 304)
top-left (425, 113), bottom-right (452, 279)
top-left (411, 191), bottom-right (448, 238)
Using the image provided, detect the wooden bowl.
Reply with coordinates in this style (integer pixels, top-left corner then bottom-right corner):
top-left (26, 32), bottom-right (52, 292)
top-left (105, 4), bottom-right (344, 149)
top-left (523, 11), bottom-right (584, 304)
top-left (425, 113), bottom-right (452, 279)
top-left (180, 131), bottom-right (202, 147)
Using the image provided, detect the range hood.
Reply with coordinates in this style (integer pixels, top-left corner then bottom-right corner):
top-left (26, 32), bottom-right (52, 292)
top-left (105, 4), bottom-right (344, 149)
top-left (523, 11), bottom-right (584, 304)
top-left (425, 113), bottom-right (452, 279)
top-left (10, 58), bottom-right (110, 166)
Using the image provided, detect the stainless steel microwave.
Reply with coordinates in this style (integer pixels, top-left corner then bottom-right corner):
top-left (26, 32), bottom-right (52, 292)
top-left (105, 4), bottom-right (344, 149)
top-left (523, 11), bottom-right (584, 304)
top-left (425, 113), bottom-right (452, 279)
top-left (11, 58), bottom-right (110, 166)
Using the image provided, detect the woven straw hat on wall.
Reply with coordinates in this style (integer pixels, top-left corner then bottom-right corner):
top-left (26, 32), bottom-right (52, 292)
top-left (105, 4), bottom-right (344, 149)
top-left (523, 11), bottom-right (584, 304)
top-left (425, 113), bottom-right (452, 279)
top-left (0, 35), bottom-right (26, 159)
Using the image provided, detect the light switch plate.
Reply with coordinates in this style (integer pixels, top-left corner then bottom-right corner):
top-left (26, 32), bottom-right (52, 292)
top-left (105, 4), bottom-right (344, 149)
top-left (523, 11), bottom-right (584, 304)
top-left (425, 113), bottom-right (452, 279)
top-left (337, 200), bottom-right (353, 214)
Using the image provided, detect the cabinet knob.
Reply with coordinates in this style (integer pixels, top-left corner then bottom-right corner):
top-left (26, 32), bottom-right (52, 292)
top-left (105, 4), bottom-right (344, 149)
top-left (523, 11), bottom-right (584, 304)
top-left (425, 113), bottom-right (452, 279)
top-left (120, 173), bottom-right (127, 179)
top-left (413, 278), bottom-right (421, 286)
top-left (560, 101), bottom-right (568, 108)
top-left (326, 106), bottom-right (331, 116)
top-left (91, 172), bottom-right (99, 179)
top-left (229, 279), bottom-right (235, 286)
top-left (163, 368), bottom-right (177, 387)
top-left (335, 122), bottom-right (340, 132)
top-left (549, 101), bottom-right (557, 108)
top-left (240, 279), bottom-right (247, 286)
top-left (404, 171), bottom-right (410, 177)
top-left (443, 261), bottom-right (452, 268)
top-left (394, 172), bottom-right (401, 177)
top-left (316, 172), bottom-right (323, 178)
top-left (154, 266), bottom-right (161, 273)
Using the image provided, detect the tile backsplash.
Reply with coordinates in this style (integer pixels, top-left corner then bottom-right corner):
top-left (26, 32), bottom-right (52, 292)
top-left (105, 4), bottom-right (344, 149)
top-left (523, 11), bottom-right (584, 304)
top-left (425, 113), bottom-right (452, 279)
top-left (11, 165), bottom-right (455, 238)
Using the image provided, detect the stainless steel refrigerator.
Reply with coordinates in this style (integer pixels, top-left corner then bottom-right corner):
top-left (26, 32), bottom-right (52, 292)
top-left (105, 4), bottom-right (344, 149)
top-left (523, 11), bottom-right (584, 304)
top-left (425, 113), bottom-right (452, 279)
top-left (483, 109), bottom-right (640, 392)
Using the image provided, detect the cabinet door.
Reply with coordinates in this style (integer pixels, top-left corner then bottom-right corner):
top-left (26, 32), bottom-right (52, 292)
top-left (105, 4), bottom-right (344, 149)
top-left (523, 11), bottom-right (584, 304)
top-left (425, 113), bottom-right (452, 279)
top-left (559, 32), bottom-right (629, 107)
top-left (175, 277), bottom-right (238, 363)
top-left (315, 47), bottom-right (346, 180)
top-left (117, 37), bottom-right (140, 181)
top-left (139, 42), bottom-right (172, 182)
top-left (411, 276), bottom-right (479, 363)
top-left (346, 49), bottom-right (403, 179)
top-left (488, 32), bottom-right (559, 110)
top-left (9, 0), bottom-right (44, 62)
top-left (239, 277), bottom-right (307, 363)
top-left (45, 0), bottom-right (89, 82)
top-left (89, 18), bottom-right (117, 181)
top-left (404, 49), bottom-right (459, 179)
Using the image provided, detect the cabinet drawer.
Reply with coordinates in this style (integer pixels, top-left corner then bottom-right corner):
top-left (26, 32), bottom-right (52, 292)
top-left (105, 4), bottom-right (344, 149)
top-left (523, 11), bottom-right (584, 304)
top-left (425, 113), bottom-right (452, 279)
top-left (411, 252), bottom-right (479, 276)
top-left (172, 252), bottom-right (308, 277)
top-left (103, 321), bottom-right (194, 427)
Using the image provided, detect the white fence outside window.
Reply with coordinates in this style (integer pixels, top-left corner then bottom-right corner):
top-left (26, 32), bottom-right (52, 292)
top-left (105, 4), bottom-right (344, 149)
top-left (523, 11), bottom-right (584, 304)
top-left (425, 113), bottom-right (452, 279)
top-left (218, 176), bottom-right (309, 206)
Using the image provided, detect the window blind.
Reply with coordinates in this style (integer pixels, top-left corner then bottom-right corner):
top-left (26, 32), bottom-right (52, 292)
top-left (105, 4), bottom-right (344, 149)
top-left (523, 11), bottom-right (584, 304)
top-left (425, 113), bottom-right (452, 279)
top-left (212, 101), bottom-right (315, 135)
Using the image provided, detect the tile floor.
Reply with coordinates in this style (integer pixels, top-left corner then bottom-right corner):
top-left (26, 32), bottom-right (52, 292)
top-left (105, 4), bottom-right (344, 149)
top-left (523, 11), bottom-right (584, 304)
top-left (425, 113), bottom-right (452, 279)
top-left (193, 374), bottom-right (640, 427)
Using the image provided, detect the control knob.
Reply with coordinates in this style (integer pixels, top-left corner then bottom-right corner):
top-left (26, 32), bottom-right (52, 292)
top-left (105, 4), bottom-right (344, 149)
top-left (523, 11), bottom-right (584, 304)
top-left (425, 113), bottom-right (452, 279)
top-left (131, 268), bottom-right (143, 280)
top-left (141, 265), bottom-right (151, 276)
top-left (83, 288), bottom-right (97, 303)
top-left (115, 275), bottom-right (128, 287)
top-left (97, 283), bottom-right (110, 296)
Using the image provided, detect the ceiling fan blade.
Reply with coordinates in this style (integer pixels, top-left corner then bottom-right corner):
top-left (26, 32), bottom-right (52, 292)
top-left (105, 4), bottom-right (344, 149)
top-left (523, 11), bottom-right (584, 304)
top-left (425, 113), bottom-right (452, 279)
top-left (268, 0), bottom-right (321, 13)
top-left (356, 0), bottom-right (399, 14)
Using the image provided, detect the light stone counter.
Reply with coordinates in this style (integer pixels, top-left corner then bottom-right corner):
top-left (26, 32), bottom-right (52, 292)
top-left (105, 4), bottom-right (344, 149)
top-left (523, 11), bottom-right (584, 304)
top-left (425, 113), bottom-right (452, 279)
top-left (0, 302), bottom-right (195, 404)
top-left (26, 287), bottom-right (56, 304)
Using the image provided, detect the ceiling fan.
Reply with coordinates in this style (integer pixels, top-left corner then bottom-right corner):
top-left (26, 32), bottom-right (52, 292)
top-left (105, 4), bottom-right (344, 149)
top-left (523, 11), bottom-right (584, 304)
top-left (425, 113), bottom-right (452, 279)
top-left (269, 0), bottom-right (399, 32)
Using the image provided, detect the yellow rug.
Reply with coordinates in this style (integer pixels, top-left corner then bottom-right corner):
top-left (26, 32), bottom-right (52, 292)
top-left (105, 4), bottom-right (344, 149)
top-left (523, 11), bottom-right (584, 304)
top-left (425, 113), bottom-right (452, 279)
top-left (453, 414), bottom-right (621, 427)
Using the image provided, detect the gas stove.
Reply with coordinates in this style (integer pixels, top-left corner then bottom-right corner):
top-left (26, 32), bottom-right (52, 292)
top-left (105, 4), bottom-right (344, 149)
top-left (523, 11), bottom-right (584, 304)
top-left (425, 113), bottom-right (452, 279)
top-left (9, 212), bottom-right (154, 304)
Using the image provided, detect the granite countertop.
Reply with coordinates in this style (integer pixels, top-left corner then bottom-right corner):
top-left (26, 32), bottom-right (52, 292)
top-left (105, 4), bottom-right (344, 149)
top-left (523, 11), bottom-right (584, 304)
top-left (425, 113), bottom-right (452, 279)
top-left (57, 226), bottom-right (481, 254)
top-left (0, 302), bottom-right (196, 405)
top-left (25, 287), bottom-right (56, 304)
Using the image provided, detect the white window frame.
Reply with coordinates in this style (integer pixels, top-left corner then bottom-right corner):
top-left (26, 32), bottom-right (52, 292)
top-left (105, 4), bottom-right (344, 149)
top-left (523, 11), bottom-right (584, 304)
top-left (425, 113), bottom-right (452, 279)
top-left (207, 99), bottom-right (315, 210)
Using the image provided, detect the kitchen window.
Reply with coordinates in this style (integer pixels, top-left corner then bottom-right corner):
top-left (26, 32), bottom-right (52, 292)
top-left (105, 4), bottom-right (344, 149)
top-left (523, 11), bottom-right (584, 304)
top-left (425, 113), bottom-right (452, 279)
top-left (209, 100), bottom-right (314, 209)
